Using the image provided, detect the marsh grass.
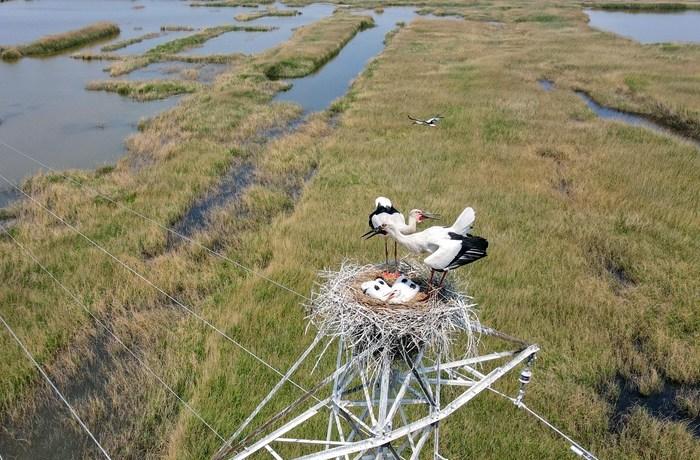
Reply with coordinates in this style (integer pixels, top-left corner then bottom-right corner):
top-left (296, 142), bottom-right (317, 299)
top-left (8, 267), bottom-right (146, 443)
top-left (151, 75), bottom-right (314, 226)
top-left (86, 80), bottom-right (201, 101)
top-left (101, 32), bottom-right (161, 52)
top-left (235, 7), bottom-right (301, 21)
top-left (190, 0), bottom-right (275, 7)
top-left (260, 13), bottom-right (374, 78)
top-left (3, 22), bottom-right (120, 60)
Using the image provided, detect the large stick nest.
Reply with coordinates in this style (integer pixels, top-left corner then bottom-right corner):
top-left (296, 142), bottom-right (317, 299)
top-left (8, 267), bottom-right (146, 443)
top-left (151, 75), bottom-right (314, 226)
top-left (306, 260), bottom-right (480, 371)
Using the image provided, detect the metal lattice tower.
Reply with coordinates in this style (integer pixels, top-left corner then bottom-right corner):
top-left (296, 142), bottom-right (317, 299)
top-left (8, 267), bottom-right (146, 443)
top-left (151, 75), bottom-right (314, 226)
top-left (213, 326), bottom-right (539, 460)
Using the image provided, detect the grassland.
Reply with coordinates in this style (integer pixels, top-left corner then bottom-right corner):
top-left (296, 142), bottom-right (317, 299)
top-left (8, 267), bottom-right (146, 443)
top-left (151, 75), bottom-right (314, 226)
top-left (1, 22), bottom-right (120, 60)
top-left (235, 7), bottom-right (301, 21)
top-left (1, 1), bottom-right (699, 459)
top-left (86, 79), bottom-right (202, 101)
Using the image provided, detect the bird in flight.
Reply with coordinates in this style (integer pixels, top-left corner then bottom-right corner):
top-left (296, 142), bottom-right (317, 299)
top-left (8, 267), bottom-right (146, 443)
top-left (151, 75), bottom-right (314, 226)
top-left (408, 114), bottom-right (443, 127)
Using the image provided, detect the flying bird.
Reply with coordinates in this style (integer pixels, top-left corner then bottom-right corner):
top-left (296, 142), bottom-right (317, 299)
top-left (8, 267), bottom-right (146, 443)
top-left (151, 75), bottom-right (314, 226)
top-left (408, 114), bottom-right (442, 127)
top-left (361, 196), bottom-right (438, 267)
top-left (374, 207), bottom-right (487, 289)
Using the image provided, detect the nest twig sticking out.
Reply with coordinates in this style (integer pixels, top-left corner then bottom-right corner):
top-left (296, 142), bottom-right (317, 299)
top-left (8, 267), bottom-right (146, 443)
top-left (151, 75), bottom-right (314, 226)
top-left (306, 260), bottom-right (480, 375)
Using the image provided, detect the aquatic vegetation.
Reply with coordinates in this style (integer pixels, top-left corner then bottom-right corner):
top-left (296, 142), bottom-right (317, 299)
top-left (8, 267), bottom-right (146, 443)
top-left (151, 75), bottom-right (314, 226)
top-left (160, 25), bottom-right (196, 32)
top-left (3, 22), bottom-right (120, 60)
top-left (190, 0), bottom-right (274, 7)
top-left (261, 13), bottom-right (374, 78)
top-left (235, 7), bottom-right (301, 21)
top-left (101, 32), bottom-right (161, 52)
top-left (145, 24), bottom-right (274, 56)
top-left (86, 79), bottom-right (201, 101)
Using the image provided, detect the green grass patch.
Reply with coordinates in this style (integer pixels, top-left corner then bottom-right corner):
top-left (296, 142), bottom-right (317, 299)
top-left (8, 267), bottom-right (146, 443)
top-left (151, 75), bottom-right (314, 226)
top-left (261, 13), bottom-right (374, 79)
top-left (146, 24), bottom-right (274, 56)
top-left (3, 22), bottom-right (120, 60)
top-left (86, 79), bottom-right (201, 101)
top-left (101, 32), bottom-right (161, 52)
top-left (235, 7), bottom-right (301, 21)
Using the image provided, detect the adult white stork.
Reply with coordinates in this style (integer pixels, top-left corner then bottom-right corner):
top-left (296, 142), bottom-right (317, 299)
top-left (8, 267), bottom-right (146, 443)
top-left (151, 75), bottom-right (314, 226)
top-left (408, 114), bottom-right (443, 127)
top-left (374, 207), bottom-right (488, 288)
top-left (361, 196), bottom-right (438, 267)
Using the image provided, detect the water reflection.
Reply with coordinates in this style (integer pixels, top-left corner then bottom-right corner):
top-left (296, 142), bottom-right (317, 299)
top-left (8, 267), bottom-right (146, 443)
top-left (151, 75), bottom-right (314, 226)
top-left (274, 7), bottom-right (438, 114)
top-left (576, 91), bottom-right (700, 149)
top-left (585, 9), bottom-right (700, 44)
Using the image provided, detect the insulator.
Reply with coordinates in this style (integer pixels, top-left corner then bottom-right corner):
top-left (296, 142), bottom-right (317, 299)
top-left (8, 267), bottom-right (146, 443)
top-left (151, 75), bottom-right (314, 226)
top-left (518, 369), bottom-right (532, 384)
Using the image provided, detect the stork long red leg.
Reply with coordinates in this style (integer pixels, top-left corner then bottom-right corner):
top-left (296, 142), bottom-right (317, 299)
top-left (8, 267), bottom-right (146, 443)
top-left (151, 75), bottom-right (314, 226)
top-left (394, 240), bottom-right (398, 270)
top-left (438, 271), bottom-right (448, 288)
top-left (384, 239), bottom-right (389, 267)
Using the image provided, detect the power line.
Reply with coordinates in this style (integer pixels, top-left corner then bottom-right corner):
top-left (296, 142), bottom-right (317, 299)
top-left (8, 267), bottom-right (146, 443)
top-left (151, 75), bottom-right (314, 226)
top-left (0, 224), bottom-right (226, 443)
top-left (0, 312), bottom-right (112, 460)
top-left (0, 171), bottom-right (321, 407)
top-left (0, 139), bottom-right (309, 301)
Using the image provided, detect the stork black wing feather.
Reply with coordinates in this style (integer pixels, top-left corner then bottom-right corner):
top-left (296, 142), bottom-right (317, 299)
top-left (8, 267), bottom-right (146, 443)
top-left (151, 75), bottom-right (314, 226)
top-left (368, 205), bottom-right (400, 230)
top-left (446, 232), bottom-right (488, 269)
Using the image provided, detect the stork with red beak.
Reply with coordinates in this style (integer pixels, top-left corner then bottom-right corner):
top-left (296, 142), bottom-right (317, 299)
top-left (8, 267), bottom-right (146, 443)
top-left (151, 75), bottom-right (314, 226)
top-left (361, 196), bottom-right (438, 268)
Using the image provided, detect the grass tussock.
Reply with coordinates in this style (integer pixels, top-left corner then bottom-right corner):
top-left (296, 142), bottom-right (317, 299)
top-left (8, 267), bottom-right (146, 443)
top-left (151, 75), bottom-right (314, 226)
top-left (3, 22), bottom-right (120, 60)
top-left (160, 25), bottom-right (196, 32)
top-left (235, 7), bottom-right (301, 21)
top-left (86, 79), bottom-right (201, 101)
top-left (145, 24), bottom-right (274, 56)
top-left (260, 13), bottom-right (374, 79)
top-left (190, 0), bottom-right (274, 7)
top-left (101, 32), bottom-right (161, 52)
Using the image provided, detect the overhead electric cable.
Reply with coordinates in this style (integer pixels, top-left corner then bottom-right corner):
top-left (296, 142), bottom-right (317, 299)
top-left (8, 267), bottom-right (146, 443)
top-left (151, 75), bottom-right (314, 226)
top-left (0, 171), bottom-right (326, 412)
top-left (0, 312), bottom-right (112, 460)
top-left (0, 139), bottom-right (309, 301)
top-left (0, 224), bottom-right (226, 443)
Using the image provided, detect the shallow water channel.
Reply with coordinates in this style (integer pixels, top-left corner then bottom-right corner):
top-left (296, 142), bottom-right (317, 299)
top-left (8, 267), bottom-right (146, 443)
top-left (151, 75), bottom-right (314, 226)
top-left (584, 9), bottom-right (700, 44)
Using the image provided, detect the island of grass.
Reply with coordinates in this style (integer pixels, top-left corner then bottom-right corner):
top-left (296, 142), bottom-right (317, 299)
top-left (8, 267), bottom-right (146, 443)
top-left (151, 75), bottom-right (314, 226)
top-left (101, 32), bottom-right (161, 52)
top-left (235, 7), bottom-right (301, 22)
top-left (106, 24), bottom-right (274, 76)
top-left (261, 13), bottom-right (374, 79)
top-left (86, 79), bottom-right (201, 101)
top-left (1, 22), bottom-right (120, 61)
top-left (191, 0), bottom-right (274, 7)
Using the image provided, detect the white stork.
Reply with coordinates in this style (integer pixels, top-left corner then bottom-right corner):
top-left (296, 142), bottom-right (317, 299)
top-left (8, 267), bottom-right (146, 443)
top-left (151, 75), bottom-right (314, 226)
top-left (361, 196), bottom-right (438, 267)
top-left (375, 207), bottom-right (488, 288)
top-left (408, 114), bottom-right (443, 127)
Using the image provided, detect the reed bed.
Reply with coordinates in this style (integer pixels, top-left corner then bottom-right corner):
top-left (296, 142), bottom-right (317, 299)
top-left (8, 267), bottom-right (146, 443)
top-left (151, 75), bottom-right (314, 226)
top-left (86, 80), bottom-right (201, 101)
top-left (101, 32), bottom-right (161, 52)
top-left (2, 22), bottom-right (120, 60)
top-left (235, 8), bottom-right (301, 22)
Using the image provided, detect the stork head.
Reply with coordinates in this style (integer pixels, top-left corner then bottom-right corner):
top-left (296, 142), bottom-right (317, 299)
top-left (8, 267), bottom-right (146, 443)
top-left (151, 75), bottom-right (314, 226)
top-left (409, 209), bottom-right (440, 223)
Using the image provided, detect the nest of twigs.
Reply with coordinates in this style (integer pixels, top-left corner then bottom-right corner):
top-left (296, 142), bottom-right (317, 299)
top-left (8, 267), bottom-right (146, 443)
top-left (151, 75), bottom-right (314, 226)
top-left (306, 260), bottom-right (480, 373)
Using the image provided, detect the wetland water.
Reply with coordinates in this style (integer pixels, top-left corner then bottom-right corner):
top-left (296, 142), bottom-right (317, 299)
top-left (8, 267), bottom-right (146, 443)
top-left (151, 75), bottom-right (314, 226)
top-left (0, 1), bottom-right (335, 207)
top-left (275, 8), bottom-right (455, 113)
top-left (585, 9), bottom-right (700, 44)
